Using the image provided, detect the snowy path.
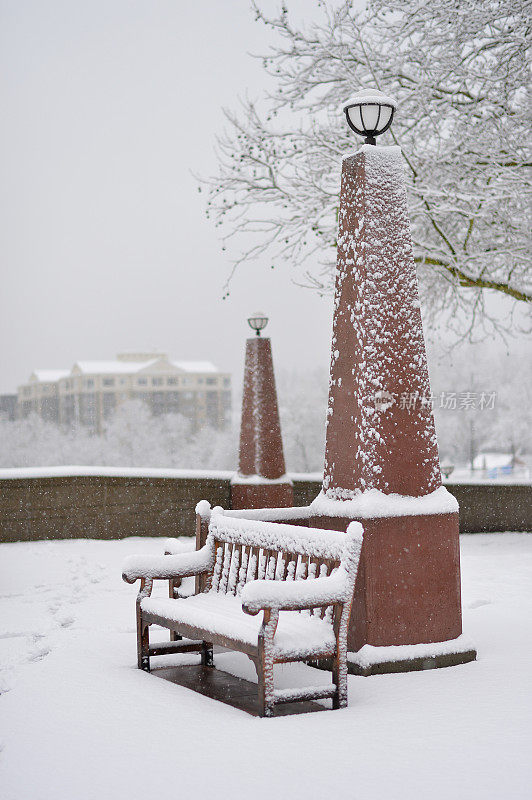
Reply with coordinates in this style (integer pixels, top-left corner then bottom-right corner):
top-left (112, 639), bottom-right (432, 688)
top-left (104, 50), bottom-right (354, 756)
top-left (1, 534), bottom-right (531, 800)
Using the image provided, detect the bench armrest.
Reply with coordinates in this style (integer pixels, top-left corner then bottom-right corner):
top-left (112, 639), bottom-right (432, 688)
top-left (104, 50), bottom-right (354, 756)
top-left (122, 544), bottom-right (212, 584)
top-left (241, 571), bottom-right (350, 615)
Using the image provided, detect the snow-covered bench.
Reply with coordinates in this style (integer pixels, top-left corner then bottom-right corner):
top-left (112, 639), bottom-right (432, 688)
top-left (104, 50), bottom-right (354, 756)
top-left (123, 506), bottom-right (363, 717)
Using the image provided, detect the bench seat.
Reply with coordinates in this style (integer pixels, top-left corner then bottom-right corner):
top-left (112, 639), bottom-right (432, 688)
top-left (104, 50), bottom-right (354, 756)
top-left (142, 592), bottom-right (336, 660)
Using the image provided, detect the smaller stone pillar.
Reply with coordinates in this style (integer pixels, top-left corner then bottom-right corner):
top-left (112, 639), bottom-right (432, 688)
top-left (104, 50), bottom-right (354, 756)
top-left (231, 335), bottom-right (293, 509)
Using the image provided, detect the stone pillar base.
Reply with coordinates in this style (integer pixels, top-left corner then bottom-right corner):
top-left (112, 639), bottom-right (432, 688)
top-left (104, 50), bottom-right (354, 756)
top-left (230, 480), bottom-right (294, 510)
top-left (309, 635), bottom-right (476, 677)
top-left (312, 510), bottom-right (463, 652)
top-left (347, 635), bottom-right (476, 676)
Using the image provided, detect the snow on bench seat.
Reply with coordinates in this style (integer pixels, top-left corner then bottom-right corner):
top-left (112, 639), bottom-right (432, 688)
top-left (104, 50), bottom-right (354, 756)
top-left (141, 592), bottom-right (336, 660)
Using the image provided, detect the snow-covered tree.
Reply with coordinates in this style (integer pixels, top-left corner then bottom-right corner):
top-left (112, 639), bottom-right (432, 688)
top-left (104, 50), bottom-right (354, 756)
top-left (0, 401), bottom-right (237, 470)
top-left (277, 368), bottom-right (328, 472)
top-left (204, 0), bottom-right (531, 338)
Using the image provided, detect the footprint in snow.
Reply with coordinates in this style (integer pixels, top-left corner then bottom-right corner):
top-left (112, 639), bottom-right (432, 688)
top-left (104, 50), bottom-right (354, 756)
top-left (28, 644), bottom-right (50, 662)
top-left (468, 599), bottom-right (491, 609)
top-left (57, 615), bottom-right (75, 628)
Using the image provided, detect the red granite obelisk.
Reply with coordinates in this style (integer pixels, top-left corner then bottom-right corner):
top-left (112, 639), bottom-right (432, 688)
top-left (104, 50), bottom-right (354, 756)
top-left (231, 334), bottom-right (293, 509)
top-left (310, 145), bottom-right (474, 670)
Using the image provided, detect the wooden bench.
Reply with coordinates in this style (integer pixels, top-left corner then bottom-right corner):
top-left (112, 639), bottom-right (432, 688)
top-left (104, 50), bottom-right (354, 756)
top-left (123, 506), bottom-right (363, 717)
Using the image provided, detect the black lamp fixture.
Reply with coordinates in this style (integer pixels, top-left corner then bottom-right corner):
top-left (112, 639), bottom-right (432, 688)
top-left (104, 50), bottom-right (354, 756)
top-left (343, 89), bottom-right (397, 145)
top-left (247, 312), bottom-right (269, 336)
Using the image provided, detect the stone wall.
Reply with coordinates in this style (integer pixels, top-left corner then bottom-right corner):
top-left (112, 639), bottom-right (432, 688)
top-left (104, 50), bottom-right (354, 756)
top-left (0, 474), bottom-right (231, 543)
top-left (0, 473), bottom-right (530, 543)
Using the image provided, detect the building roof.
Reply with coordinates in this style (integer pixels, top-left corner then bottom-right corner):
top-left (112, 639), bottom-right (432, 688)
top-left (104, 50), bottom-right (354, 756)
top-left (74, 360), bottom-right (155, 375)
top-left (31, 370), bottom-right (70, 383)
top-left (172, 361), bottom-right (218, 373)
top-left (72, 359), bottom-right (220, 376)
top-left (22, 357), bottom-right (223, 386)
top-left (473, 452), bottom-right (512, 469)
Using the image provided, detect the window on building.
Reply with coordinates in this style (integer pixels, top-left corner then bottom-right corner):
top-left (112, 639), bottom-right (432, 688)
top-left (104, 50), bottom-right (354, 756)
top-left (137, 378), bottom-right (148, 386)
top-left (150, 392), bottom-right (165, 416)
top-left (167, 377), bottom-right (179, 385)
top-left (206, 377), bottom-right (216, 385)
top-left (103, 393), bottom-right (116, 418)
top-left (206, 391), bottom-right (218, 421)
top-left (103, 378), bottom-right (115, 387)
top-left (152, 377), bottom-right (163, 386)
top-left (85, 379), bottom-right (94, 389)
top-left (223, 378), bottom-right (230, 387)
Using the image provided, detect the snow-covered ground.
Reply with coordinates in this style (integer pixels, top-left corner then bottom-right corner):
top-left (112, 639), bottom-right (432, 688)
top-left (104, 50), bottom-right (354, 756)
top-left (1, 533), bottom-right (531, 800)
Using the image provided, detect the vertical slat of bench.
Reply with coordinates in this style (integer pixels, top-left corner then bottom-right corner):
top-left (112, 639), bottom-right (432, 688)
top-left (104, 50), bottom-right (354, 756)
top-left (247, 547), bottom-right (259, 583)
top-left (321, 560), bottom-right (336, 620)
top-left (287, 553), bottom-right (298, 581)
top-left (257, 549), bottom-right (267, 581)
top-left (266, 551), bottom-right (277, 580)
top-left (261, 549), bottom-right (270, 580)
top-left (307, 558), bottom-right (319, 615)
top-left (211, 541), bottom-right (224, 592)
top-left (317, 562), bottom-right (329, 617)
top-left (298, 557), bottom-right (308, 581)
top-left (228, 545), bottom-right (241, 595)
top-left (236, 545), bottom-right (249, 595)
top-left (275, 552), bottom-right (287, 581)
top-left (219, 543), bottom-right (233, 594)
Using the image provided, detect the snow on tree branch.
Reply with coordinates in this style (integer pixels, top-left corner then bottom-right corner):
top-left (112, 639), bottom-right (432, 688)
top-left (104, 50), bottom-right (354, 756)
top-left (202, 0), bottom-right (531, 338)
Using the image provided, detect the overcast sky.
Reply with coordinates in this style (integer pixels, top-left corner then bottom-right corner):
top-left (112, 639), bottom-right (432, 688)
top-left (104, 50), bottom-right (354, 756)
top-left (0, 0), bottom-right (524, 397)
top-left (0, 0), bottom-right (337, 394)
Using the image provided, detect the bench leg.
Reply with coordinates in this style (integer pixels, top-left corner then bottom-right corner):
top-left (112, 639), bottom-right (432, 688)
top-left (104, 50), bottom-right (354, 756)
top-left (256, 649), bottom-right (275, 717)
top-left (255, 659), bottom-right (274, 718)
top-left (256, 610), bottom-right (278, 717)
top-left (201, 641), bottom-right (214, 667)
top-left (332, 647), bottom-right (347, 710)
top-left (169, 580), bottom-right (182, 642)
top-left (137, 615), bottom-right (150, 672)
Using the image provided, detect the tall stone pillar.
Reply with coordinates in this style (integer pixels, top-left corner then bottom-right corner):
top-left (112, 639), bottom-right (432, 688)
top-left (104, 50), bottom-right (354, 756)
top-left (310, 145), bottom-right (474, 672)
top-left (231, 336), bottom-right (293, 509)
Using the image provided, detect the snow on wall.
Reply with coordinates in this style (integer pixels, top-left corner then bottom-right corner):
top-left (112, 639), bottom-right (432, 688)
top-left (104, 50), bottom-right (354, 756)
top-left (1, 466), bottom-right (525, 486)
top-left (0, 466), bottom-right (234, 480)
top-left (230, 472), bottom-right (292, 485)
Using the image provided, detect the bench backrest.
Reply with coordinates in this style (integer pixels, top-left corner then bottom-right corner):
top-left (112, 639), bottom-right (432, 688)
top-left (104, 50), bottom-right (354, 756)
top-left (205, 511), bottom-right (352, 599)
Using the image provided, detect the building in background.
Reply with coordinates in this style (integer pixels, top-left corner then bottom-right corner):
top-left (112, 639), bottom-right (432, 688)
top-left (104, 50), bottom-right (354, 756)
top-left (16, 353), bottom-right (231, 432)
top-left (0, 394), bottom-right (17, 421)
